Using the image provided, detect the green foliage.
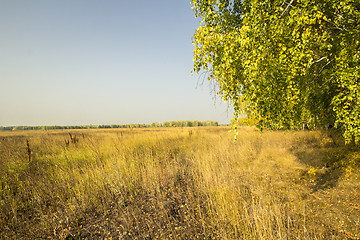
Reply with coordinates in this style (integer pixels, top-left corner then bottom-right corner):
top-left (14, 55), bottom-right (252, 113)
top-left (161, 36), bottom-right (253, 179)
top-left (191, 0), bottom-right (360, 143)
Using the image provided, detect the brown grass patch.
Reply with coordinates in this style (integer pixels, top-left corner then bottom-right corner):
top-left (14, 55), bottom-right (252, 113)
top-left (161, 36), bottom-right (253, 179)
top-left (0, 127), bottom-right (359, 239)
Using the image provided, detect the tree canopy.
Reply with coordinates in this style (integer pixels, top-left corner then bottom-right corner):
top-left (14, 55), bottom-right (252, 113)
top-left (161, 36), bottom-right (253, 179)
top-left (191, 0), bottom-right (360, 143)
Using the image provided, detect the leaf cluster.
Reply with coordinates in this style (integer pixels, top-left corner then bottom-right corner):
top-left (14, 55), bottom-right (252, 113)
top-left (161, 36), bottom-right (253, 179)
top-left (191, 0), bottom-right (360, 143)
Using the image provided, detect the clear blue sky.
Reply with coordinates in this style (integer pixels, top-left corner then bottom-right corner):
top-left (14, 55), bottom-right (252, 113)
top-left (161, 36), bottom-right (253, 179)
top-left (0, 0), bottom-right (232, 126)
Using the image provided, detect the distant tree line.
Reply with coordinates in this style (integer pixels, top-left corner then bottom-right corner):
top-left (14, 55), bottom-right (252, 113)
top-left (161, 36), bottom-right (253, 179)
top-left (0, 121), bottom-right (219, 131)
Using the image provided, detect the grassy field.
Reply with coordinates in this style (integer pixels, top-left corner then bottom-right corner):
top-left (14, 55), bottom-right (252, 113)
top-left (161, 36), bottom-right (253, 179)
top-left (0, 126), bottom-right (359, 239)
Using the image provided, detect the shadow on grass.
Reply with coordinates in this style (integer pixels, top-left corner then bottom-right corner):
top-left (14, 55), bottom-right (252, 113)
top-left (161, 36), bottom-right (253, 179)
top-left (291, 129), bottom-right (359, 192)
top-left (311, 168), bottom-right (343, 192)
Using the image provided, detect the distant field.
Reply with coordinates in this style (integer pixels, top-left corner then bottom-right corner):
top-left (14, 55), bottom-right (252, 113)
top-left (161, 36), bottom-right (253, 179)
top-left (0, 127), bottom-right (359, 239)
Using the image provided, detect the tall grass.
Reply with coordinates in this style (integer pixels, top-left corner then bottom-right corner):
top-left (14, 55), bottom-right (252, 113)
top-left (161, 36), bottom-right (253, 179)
top-left (0, 127), bottom-right (359, 239)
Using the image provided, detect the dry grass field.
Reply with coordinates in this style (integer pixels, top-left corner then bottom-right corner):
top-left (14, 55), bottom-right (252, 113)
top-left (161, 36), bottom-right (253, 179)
top-left (0, 126), bottom-right (359, 239)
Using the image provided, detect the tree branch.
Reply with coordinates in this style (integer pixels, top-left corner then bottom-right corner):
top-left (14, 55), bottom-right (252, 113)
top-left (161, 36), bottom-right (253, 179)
top-left (279, 0), bottom-right (295, 19)
top-left (311, 59), bottom-right (334, 83)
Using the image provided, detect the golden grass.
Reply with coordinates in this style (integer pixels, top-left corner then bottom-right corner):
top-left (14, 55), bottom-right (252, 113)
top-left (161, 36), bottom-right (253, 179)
top-left (0, 127), bottom-right (359, 239)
